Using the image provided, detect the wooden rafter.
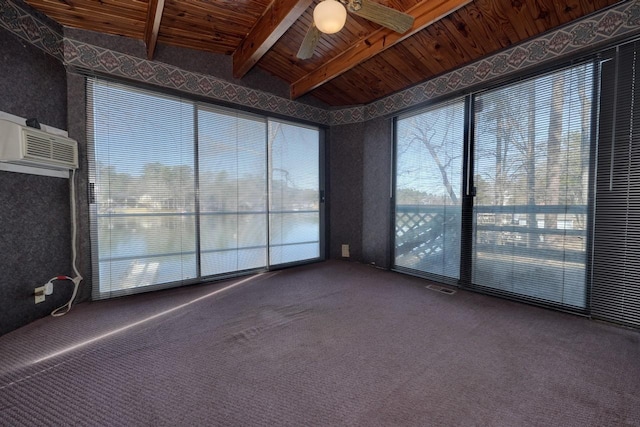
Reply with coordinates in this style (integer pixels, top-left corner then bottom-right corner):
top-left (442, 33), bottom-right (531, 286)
top-left (144, 0), bottom-right (166, 60)
top-left (290, 0), bottom-right (473, 99)
top-left (233, 0), bottom-right (314, 79)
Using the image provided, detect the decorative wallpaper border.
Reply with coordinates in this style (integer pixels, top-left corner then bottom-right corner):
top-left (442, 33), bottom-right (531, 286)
top-left (2, 0), bottom-right (640, 126)
top-left (0, 0), bottom-right (63, 60)
top-left (63, 38), bottom-right (330, 125)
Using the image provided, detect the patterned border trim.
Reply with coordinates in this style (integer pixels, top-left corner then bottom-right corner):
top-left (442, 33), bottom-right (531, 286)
top-left (2, 0), bottom-right (639, 126)
top-left (332, 0), bottom-right (640, 125)
top-left (63, 38), bottom-right (330, 125)
top-left (63, 39), bottom-right (330, 124)
top-left (0, 0), bottom-right (63, 60)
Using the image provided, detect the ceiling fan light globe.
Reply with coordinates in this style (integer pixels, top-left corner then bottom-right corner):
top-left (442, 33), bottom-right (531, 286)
top-left (313, 0), bottom-right (347, 34)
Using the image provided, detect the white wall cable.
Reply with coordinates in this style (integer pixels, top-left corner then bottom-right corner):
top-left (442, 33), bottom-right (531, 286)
top-left (51, 168), bottom-right (83, 317)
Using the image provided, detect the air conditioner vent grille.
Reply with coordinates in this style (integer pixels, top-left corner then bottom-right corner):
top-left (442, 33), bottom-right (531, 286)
top-left (52, 144), bottom-right (76, 163)
top-left (0, 119), bottom-right (78, 170)
top-left (23, 132), bottom-right (77, 167)
top-left (24, 135), bottom-right (51, 158)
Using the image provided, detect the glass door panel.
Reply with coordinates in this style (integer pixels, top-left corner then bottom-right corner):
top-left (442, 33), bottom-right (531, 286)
top-left (268, 121), bottom-right (320, 265)
top-left (89, 79), bottom-right (197, 297)
top-left (198, 108), bottom-right (268, 275)
top-left (472, 65), bottom-right (592, 308)
top-left (394, 100), bottom-right (465, 280)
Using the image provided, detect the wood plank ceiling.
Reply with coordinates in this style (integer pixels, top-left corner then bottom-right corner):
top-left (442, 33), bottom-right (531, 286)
top-left (23, 0), bottom-right (621, 107)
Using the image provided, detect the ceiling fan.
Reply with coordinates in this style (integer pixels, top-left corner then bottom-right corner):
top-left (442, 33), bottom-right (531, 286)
top-left (297, 0), bottom-right (415, 59)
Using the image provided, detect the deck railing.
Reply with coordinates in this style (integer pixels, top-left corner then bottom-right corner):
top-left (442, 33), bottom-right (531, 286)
top-left (395, 204), bottom-right (588, 264)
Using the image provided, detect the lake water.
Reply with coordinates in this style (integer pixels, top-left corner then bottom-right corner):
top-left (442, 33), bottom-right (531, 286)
top-left (96, 212), bottom-right (319, 294)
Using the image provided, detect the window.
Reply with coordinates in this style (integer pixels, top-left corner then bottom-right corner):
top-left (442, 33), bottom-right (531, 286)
top-left (395, 99), bottom-right (465, 280)
top-left (473, 64), bottom-right (592, 308)
top-left (268, 120), bottom-right (321, 265)
top-left (88, 80), bottom-right (197, 296)
top-left (198, 107), bottom-right (268, 275)
top-left (393, 63), bottom-right (593, 310)
top-left (87, 79), bottom-right (322, 299)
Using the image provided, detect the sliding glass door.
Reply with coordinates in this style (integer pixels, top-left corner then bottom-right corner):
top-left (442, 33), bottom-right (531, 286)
top-left (268, 120), bottom-right (321, 265)
top-left (198, 108), bottom-right (268, 275)
top-left (393, 63), bottom-right (593, 309)
top-left (394, 100), bottom-right (465, 281)
top-left (88, 80), bottom-right (198, 295)
top-left (473, 65), bottom-right (592, 307)
top-left (88, 79), bottom-right (322, 299)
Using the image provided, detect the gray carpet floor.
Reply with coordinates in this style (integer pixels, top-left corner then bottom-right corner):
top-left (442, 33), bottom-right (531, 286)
top-left (0, 260), bottom-right (639, 426)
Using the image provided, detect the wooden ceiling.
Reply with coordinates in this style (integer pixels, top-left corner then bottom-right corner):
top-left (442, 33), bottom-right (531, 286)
top-left (23, 0), bottom-right (621, 106)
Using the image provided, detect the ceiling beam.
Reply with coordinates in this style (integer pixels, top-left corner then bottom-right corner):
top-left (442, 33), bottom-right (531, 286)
top-left (290, 0), bottom-right (473, 99)
top-left (233, 0), bottom-right (314, 79)
top-left (144, 0), bottom-right (166, 60)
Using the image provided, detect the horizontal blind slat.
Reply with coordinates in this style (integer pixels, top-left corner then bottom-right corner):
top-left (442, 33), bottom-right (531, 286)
top-left (592, 41), bottom-right (640, 328)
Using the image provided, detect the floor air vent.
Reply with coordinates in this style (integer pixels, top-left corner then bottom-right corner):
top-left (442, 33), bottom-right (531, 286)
top-left (425, 284), bottom-right (457, 295)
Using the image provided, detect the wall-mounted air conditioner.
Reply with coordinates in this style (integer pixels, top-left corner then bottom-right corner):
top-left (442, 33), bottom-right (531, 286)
top-left (0, 119), bottom-right (78, 170)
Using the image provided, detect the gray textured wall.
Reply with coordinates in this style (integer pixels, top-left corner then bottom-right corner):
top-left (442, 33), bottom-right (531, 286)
top-left (0, 31), bottom-right (65, 127)
top-left (327, 118), bottom-right (392, 266)
top-left (361, 117), bottom-right (393, 268)
top-left (328, 123), bottom-right (364, 261)
top-left (0, 28), bottom-right (71, 336)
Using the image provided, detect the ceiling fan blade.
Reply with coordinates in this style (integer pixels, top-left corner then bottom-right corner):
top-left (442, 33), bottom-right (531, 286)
top-left (297, 23), bottom-right (321, 60)
top-left (348, 0), bottom-right (414, 33)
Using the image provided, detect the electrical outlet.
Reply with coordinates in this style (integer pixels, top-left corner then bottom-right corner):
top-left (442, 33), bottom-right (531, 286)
top-left (34, 286), bottom-right (45, 304)
top-left (341, 244), bottom-right (350, 258)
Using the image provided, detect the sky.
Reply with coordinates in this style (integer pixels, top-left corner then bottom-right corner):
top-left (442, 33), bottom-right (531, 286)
top-left (395, 63), bottom-right (593, 199)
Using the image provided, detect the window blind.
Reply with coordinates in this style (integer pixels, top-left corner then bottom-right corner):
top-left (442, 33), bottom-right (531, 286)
top-left (87, 78), bottom-right (323, 299)
top-left (472, 63), bottom-right (593, 308)
top-left (87, 78), bottom-right (197, 298)
top-left (198, 107), bottom-right (268, 275)
top-left (268, 120), bottom-right (321, 265)
top-left (394, 99), bottom-right (465, 281)
top-left (592, 41), bottom-right (640, 327)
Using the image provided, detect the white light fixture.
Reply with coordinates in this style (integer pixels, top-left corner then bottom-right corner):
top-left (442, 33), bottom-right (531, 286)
top-left (313, 0), bottom-right (347, 34)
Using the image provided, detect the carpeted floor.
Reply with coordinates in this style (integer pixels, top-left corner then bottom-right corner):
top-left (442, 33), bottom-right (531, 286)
top-left (0, 260), bottom-right (639, 426)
